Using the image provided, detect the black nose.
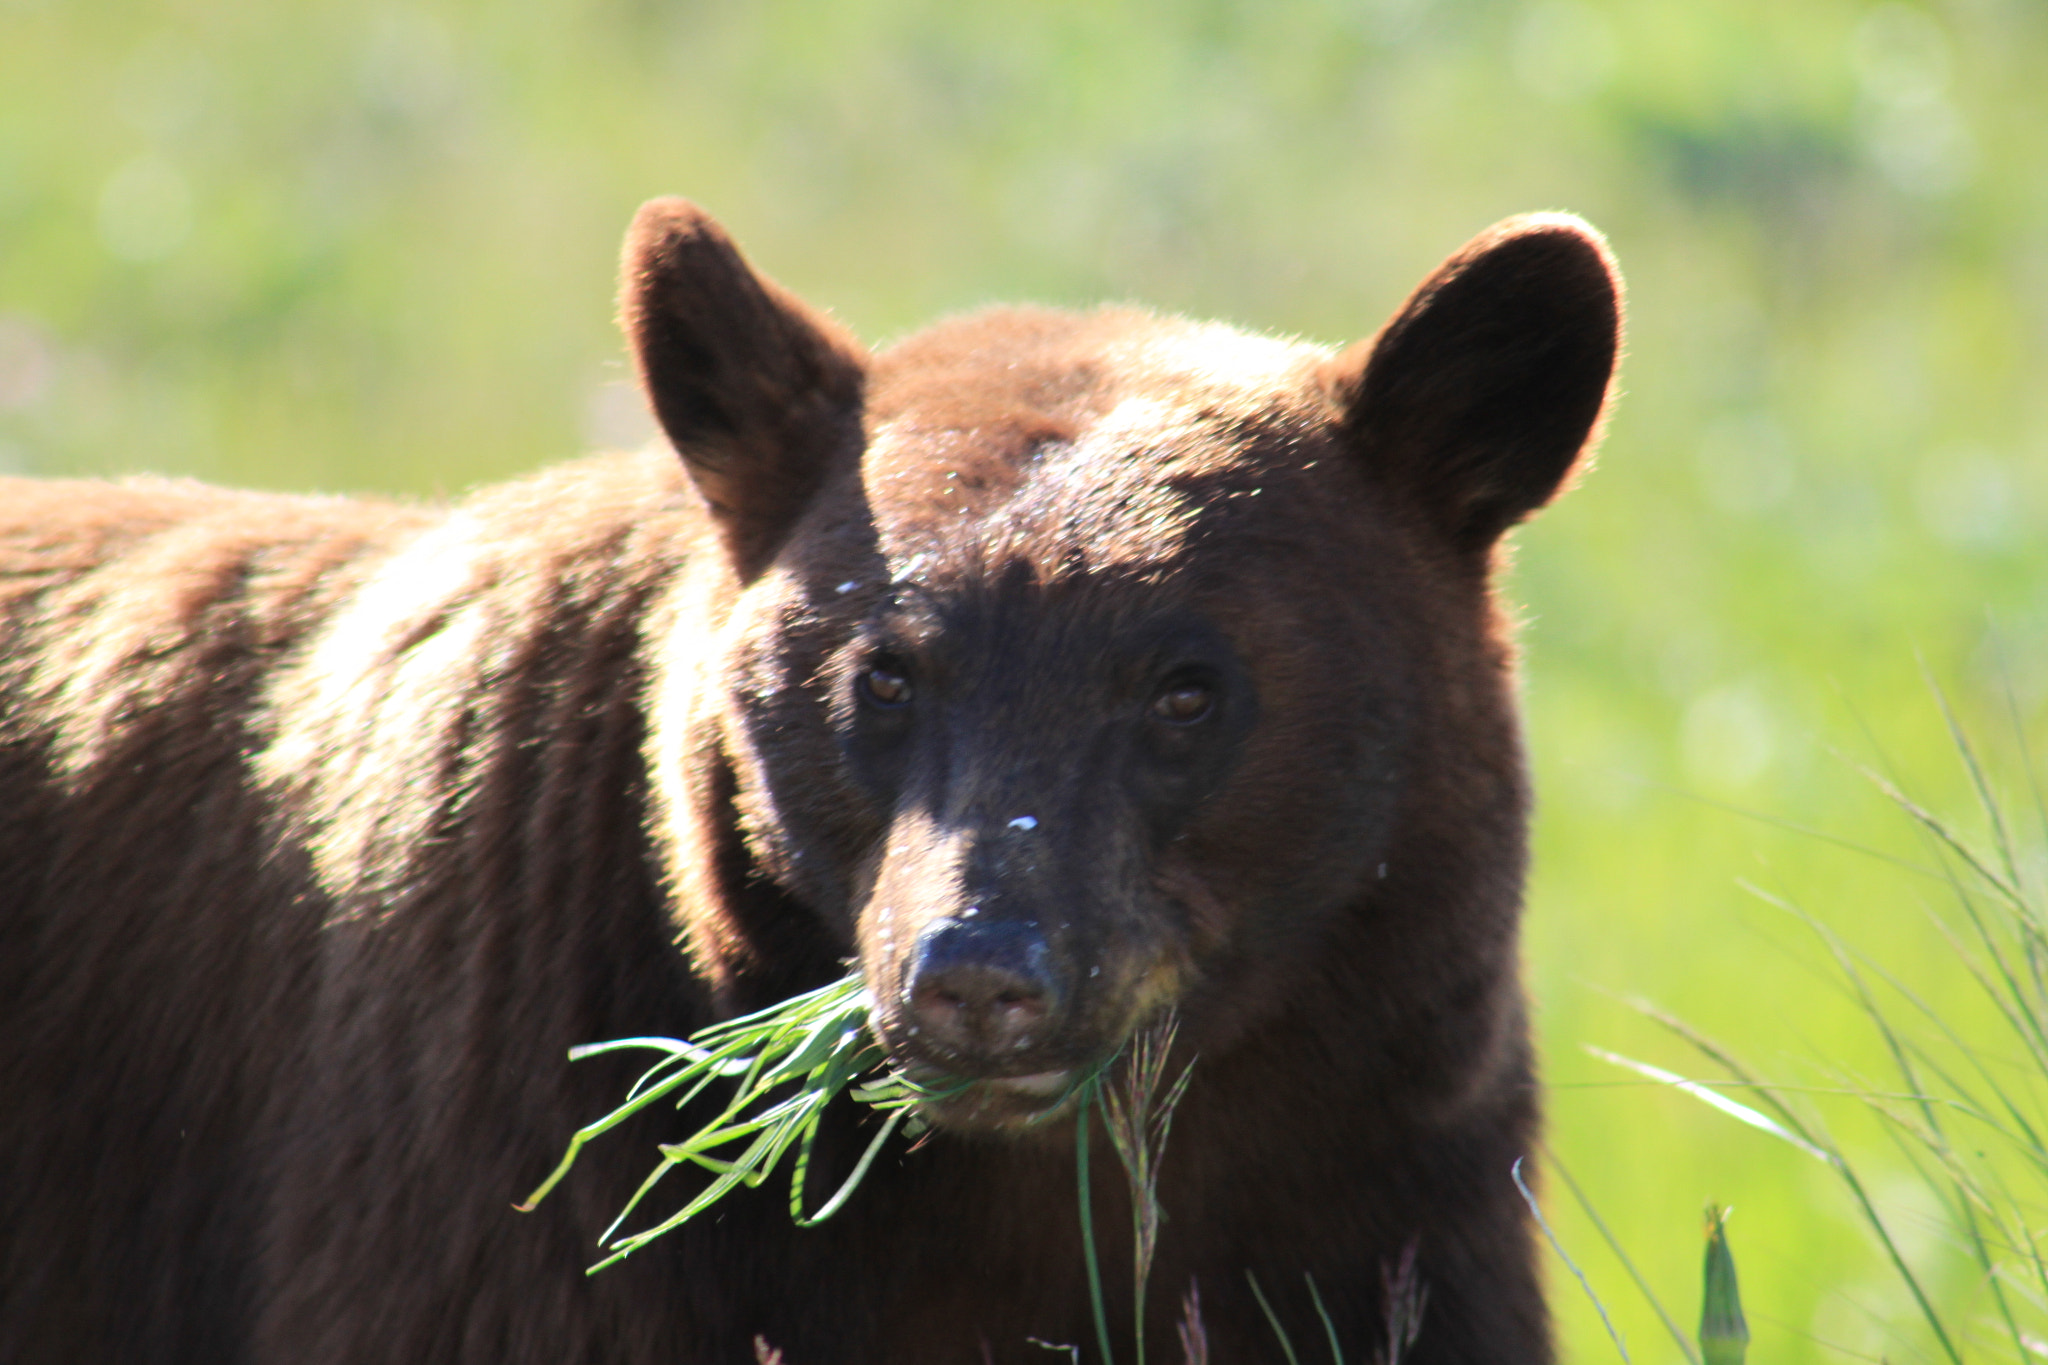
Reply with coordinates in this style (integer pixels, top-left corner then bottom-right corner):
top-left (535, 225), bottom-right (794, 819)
top-left (906, 918), bottom-right (1059, 1063)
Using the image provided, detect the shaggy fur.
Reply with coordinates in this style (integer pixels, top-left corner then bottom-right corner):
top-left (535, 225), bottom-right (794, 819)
top-left (0, 199), bottom-right (1620, 1364)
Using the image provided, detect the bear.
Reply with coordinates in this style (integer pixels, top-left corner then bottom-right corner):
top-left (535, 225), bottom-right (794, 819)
top-left (0, 197), bottom-right (1620, 1365)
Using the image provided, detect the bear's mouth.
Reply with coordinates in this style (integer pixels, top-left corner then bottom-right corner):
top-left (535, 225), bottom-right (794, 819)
top-left (894, 1059), bottom-right (1087, 1132)
top-left (983, 1068), bottom-right (1075, 1098)
top-left (922, 1069), bottom-right (1084, 1130)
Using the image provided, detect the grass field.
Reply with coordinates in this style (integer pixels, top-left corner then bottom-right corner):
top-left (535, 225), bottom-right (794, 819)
top-left (6, 1), bottom-right (2046, 1359)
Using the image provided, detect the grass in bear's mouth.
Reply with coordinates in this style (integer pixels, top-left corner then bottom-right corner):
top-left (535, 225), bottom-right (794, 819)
top-left (524, 977), bottom-right (1199, 1365)
top-left (518, 974), bottom-right (1108, 1273)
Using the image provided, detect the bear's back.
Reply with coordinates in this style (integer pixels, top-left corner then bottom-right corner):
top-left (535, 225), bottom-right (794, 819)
top-left (0, 452), bottom-right (716, 1364)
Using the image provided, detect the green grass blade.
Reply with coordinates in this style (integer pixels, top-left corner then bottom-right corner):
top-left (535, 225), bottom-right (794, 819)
top-left (689, 976), bottom-right (867, 1044)
top-left (1512, 1157), bottom-right (1629, 1364)
top-left (1587, 1048), bottom-right (1835, 1165)
top-left (1924, 664), bottom-right (2022, 891)
top-left (518, 1054), bottom-right (725, 1210)
top-left (1542, 1144), bottom-right (1700, 1365)
top-left (1866, 766), bottom-right (2028, 913)
top-left (1076, 1080), bottom-right (1115, 1365)
top-left (1303, 1273), bottom-right (1344, 1365)
top-left (1626, 1004), bottom-right (1833, 1148)
top-left (1608, 1031), bottom-right (1964, 1365)
top-left (792, 1105), bottom-right (908, 1226)
top-left (1245, 1271), bottom-right (1303, 1365)
top-left (597, 1151), bottom-right (685, 1246)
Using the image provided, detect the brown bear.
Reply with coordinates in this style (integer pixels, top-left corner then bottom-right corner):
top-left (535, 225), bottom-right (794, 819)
top-left (0, 198), bottom-right (1620, 1364)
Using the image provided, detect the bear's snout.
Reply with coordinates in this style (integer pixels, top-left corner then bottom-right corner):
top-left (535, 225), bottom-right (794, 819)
top-left (906, 917), bottom-right (1061, 1063)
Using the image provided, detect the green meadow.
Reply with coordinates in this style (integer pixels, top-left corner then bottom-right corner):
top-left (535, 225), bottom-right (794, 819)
top-left (5, 1), bottom-right (2045, 1360)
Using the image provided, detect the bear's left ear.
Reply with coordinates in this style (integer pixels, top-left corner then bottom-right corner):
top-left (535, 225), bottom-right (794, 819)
top-left (623, 198), bottom-right (870, 577)
top-left (1321, 214), bottom-right (1622, 554)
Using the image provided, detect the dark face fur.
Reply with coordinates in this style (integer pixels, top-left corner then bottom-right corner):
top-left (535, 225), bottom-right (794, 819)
top-left (626, 200), bottom-right (1620, 1132)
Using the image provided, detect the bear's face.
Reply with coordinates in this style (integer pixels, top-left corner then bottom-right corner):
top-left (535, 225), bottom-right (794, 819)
top-left (624, 200), bottom-right (1619, 1133)
top-left (715, 317), bottom-right (1439, 1129)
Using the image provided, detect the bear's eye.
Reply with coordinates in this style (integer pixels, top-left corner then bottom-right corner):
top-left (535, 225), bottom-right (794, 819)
top-left (860, 666), bottom-right (913, 709)
top-left (1151, 679), bottom-right (1215, 725)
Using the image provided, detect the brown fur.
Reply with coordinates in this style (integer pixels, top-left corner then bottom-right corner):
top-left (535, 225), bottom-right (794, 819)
top-left (0, 199), bottom-right (1620, 1364)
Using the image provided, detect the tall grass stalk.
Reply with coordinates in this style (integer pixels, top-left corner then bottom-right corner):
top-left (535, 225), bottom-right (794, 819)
top-left (1075, 1013), bottom-right (1195, 1365)
top-left (1098, 1015), bottom-right (1196, 1365)
top-left (1599, 699), bottom-right (2048, 1364)
top-left (1542, 1144), bottom-right (1699, 1365)
top-left (1175, 1282), bottom-right (1210, 1365)
top-left (1375, 1245), bottom-right (1429, 1365)
top-left (1513, 1157), bottom-right (1632, 1363)
top-left (1076, 1084), bottom-right (1116, 1365)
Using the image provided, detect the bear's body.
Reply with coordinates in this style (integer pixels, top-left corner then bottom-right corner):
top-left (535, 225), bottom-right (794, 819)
top-left (0, 202), bottom-right (1619, 1364)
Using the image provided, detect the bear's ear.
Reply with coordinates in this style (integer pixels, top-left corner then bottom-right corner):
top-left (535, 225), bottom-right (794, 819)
top-left (1321, 214), bottom-right (1621, 554)
top-left (622, 198), bottom-right (869, 576)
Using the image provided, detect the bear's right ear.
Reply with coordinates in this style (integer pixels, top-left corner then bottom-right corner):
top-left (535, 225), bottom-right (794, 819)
top-left (622, 198), bottom-right (869, 577)
top-left (1321, 214), bottom-right (1622, 556)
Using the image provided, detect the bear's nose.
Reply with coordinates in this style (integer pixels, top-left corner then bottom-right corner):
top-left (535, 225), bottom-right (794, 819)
top-left (906, 917), bottom-right (1058, 1064)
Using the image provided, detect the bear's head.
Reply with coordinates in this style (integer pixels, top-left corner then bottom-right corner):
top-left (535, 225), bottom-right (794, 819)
top-left (631, 200), bottom-right (1619, 1132)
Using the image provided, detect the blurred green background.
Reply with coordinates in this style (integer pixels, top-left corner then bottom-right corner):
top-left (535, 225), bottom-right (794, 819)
top-left (4, 0), bottom-right (2045, 1360)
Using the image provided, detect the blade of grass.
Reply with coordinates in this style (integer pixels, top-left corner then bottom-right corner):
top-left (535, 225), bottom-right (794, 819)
top-left (1923, 662), bottom-right (2021, 892)
top-left (792, 1105), bottom-right (908, 1225)
top-left (1606, 1018), bottom-right (1965, 1365)
top-left (1098, 1015), bottom-right (1193, 1365)
top-left (1076, 1078), bottom-right (1115, 1365)
top-left (1245, 1271), bottom-right (1303, 1365)
top-left (1303, 1273), bottom-right (1343, 1365)
top-left (1512, 1157), bottom-right (1628, 1364)
top-left (1866, 765), bottom-right (2028, 913)
top-left (1541, 1143), bottom-right (1699, 1365)
top-left (1586, 1048), bottom-right (1834, 1164)
top-left (1770, 867), bottom-right (2039, 1365)
top-left (1987, 627), bottom-right (2048, 892)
